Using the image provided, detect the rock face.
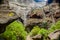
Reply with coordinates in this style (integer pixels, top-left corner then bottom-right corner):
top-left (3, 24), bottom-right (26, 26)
top-left (0, 4), bottom-right (18, 24)
top-left (54, 9), bottom-right (60, 22)
top-left (25, 2), bottom-right (60, 32)
top-left (26, 3), bottom-right (60, 26)
top-left (0, 0), bottom-right (60, 25)
top-left (0, 0), bottom-right (19, 24)
top-left (27, 8), bottom-right (44, 25)
top-left (0, 0), bottom-right (19, 34)
top-left (0, 0), bottom-right (59, 26)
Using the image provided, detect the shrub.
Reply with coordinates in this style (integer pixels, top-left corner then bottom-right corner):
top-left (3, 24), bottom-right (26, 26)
top-left (29, 26), bottom-right (48, 40)
top-left (1, 21), bottom-right (27, 40)
top-left (49, 21), bottom-right (60, 33)
top-left (38, 28), bottom-right (48, 37)
top-left (29, 26), bottom-right (40, 36)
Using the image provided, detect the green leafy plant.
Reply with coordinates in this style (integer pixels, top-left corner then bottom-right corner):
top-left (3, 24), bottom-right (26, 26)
top-left (29, 26), bottom-right (48, 37)
top-left (38, 28), bottom-right (48, 40)
top-left (38, 28), bottom-right (48, 37)
top-left (29, 26), bottom-right (40, 36)
top-left (49, 21), bottom-right (60, 33)
top-left (0, 20), bottom-right (60, 40)
top-left (29, 26), bottom-right (48, 40)
top-left (1, 21), bottom-right (27, 40)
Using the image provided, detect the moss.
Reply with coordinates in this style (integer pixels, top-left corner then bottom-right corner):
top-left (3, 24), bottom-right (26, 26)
top-left (0, 20), bottom-right (60, 40)
top-left (29, 26), bottom-right (40, 36)
top-left (49, 21), bottom-right (60, 33)
top-left (38, 28), bottom-right (48, 37)
top-left (1, 21), bottom-right (27, 40)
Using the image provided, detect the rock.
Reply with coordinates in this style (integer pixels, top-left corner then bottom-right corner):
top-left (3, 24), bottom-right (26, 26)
top-left (54, 9), bottom-right (60, 22)
top-left (0, 0), bottom-right (60, 31)
top-left (48, 30), bottom-right (60, 40)
top-left (0, 3), bottom-right (19, 24)
top-left (28, 9), bottom-right (43, 18)
top-left (26, 35), bottom-right (42, 40)
top-left (26, 35), bottom-right (33, 40)
top-left (32, 34), bottom-right (42, 40)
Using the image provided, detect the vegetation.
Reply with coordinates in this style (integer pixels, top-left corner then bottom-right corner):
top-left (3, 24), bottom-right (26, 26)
top-left (29, 26), bottom-right (40, 36)
top-left (29, 21), bottom-right (60, 40)
top-left (0, 21), bottom-right (27, 40)
top-left (49, 21), bottom-right (60, 33)
top-left (38, 28), bottom-right (48, 38)
top-left (0, 21), bottom-right (60, 40)
top-left (29, 26), bottom-right (48, 40)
